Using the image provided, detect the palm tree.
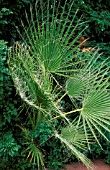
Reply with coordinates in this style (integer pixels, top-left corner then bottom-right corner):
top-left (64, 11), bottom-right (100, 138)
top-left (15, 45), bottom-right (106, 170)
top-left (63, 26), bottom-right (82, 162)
top-left (8, 0), bottom-right (110, 169)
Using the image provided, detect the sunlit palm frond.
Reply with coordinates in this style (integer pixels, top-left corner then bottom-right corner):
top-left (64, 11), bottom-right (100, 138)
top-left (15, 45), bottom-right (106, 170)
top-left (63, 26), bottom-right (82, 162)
top-left (18, 0), bottom-right (87, 76)
top-left (66, 50), bottom-right (110, 99)
top-left (80, 88), bottom-right (110, 145)
top-left (55, 132), bottom-right (93, 169)
top-left (61, 124), bottom-right (93, 150)
top-left (77, 58), bottom-right (110, 145)
top-left (8, 42), bottom-right (52, 112)
top-left (65, 49), bottom-right (110, 145)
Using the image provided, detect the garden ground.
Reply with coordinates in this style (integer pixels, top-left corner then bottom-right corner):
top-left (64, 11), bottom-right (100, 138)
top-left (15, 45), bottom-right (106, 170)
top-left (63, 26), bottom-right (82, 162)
top-left (61, 159), bottom-right (110, 170)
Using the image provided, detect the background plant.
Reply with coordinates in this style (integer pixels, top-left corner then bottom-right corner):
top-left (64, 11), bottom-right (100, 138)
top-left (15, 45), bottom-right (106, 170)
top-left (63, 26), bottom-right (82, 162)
top-left (1, 0), bottom-right (110, 169)
top-left (8, 0), bottom-right (110, 169)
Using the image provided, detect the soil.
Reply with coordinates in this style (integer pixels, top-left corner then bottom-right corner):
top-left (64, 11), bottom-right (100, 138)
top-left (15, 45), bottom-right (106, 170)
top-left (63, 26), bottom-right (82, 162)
top-left (61, 159), bottom-right (110, 170)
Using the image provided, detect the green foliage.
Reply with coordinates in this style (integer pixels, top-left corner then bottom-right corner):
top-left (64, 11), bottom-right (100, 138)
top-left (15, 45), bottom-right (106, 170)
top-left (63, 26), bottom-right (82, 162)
top-left (33, 122), bottom-right (53, 145)
top-left (0, 40), bottom-right (18, 125)
top-left (0, 39), bottom-right (21, 169)
top-left (0, 132), bottom-right (21, 158)
top-left (88, 137), bottom-right (110, 164)
top-left (0, 8), bottom-right (13, 35)
top-left (1, 0), bottom-right (110, 169)
top-left (69, 0), bottom-right (110, 64)
top-left (72, 0), bottom-right (110, 41)
top-left (0, 0), bottom-right (36, 43)
top-left (104, 141), bottom-right (110, 164)
top-left (46, 139), bottom-right (65, 170)
top-left (7, 0), bottom-right (110, 169)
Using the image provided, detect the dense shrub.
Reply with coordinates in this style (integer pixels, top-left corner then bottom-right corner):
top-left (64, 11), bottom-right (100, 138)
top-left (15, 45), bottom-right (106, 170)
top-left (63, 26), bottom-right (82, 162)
top-left (0, 40), bottom-right (18, 125)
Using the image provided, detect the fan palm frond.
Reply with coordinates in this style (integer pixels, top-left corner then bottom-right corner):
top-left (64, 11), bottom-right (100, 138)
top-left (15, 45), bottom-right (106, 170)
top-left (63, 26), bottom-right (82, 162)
top-left (80, 88), bottom-right (110, 145)
top-left (55, 132), bottom-right (93, 169)
top-left (18, 0), bottom-right (87, 76)
top-left (61, 123), bottom-right (93, 150)
top-left (8, 42), bottom-right (52, 111)
top-left (66, 51), bottom-right (110, 145)
top-left (18, 125), bottom-right (45, 169)
top-left (26, 143), bottom-right (45, 170)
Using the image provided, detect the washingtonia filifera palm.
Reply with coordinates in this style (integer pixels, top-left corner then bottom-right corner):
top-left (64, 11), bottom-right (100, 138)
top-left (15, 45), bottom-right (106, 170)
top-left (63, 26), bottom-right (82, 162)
top-left (8, 0), bottom-right (110, 169)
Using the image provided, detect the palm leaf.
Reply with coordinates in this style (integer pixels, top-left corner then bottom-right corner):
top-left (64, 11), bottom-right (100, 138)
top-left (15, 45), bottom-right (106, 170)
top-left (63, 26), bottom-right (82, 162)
top-left (17, 0), bottom-right (87, 76)
top-left (78, 58), bottom-right (110, 144)
top-left (8, 42), bottom-right (53, 122)
top-left (19, 126), bottom-right (45, 169)
top-left (81, 89), bottom-right (110, 142)
top-left (55, 132), bottom-right (93, 169)
top-left (65, 48), bottom-right (110, 144)
top-left (66, 74), bottom-right (86, 98)
top-left (27, 143), bottom-right (44, 169)
top-left (61, 124), bottom-right (93, 150)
